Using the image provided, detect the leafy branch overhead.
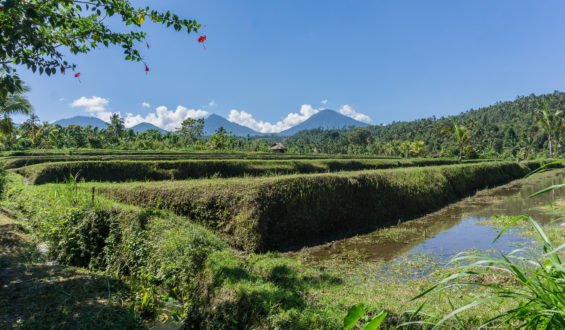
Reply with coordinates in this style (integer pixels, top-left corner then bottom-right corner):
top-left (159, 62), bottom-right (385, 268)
top-left (0, 0), bottom-right (202, 96)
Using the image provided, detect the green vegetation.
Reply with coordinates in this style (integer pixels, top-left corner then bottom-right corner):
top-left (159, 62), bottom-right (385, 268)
top-left (410, 216), bottom-right (564, 328)
top-left (14, 158), bottom-right (469, 184)
top-left (288, 92), bottom-right (565, 158)
top-left (0, 0), bottom-right (200, 97)
top-left (441, 119), bottom-right (471, 163)
top-left (3, 92), bottom-right (565, 159)
top-left (89, 161), bottom-right (542, 251)
top-left (0, 78), bottom-right (33, 138)
top-left (537, 102), bottom-right (565, 158)
top-left (2, 171), bottom-right (538, 328)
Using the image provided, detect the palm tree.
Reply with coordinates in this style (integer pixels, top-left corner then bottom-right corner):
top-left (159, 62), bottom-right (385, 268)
top-left (537, 102), bottom-right (565, 158)
top-left (107, 113), bottom-right (125, 143)
top-left (0, 82), bottom-right (33, 136)
top-left (442, 119), bottom-right (471, 163)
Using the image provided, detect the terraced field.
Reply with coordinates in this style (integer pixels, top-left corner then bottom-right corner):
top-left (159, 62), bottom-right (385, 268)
top-left (1, 152), bottom-right (551, 328)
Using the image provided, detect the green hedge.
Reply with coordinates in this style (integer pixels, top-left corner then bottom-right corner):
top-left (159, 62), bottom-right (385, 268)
top-left (91, 161), bottom-right (541, 252)
top-left (1, 151), bottom-right (406, 169)
top-left (14, 158), bottom-right (466, 184)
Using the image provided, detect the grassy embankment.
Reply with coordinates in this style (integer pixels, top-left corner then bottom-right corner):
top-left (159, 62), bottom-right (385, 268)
top-left (13, 158), bottom-right (472, 184)
top-left (2, 161), bottom-right (544, 328)
top-left (0, 149), bottom-right (409, 164)
top-left (88, 161), bottom-right (543, 252)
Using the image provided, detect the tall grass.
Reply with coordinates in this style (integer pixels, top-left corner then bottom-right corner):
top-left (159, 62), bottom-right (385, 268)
top-left (14, 158), bottom-right (467, 184)
top-left (404, 176), bottom-right (565, 328)
top-left (91, 162), bottom-right (541, 251)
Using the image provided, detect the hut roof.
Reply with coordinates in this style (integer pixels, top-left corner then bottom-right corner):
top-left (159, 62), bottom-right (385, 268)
top-left (269, 142), bottom-right (287, 151)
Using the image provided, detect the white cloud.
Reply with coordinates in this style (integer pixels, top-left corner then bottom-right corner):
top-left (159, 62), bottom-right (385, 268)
top-left (71, 96), bottom-right (114, 122)
top-left (125, 105), bottom-right (208, 131)
top-left (58, 97), bottom-right (66, 102)
top-left (321, 99), bottom-right (328, 105)
top-left (229, 103), bottom-right (373, 133)
top-left (141, 102), bottom-right (150, 108)
top-left (228, 104), bottom-right (320, 133)
top-left (338, 104), bottom-right (372, 123)
top-left (208, 100), bottom-right (216, 107)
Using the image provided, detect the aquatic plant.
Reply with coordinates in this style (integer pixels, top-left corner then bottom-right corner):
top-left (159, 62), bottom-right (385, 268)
top-left (405, 182), bottom-right (565, 328)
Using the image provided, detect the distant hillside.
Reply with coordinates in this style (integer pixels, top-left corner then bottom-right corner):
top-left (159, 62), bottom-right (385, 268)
top-left (203, 114), bottom-right (260, 136)
top-left (53, 116), bottom-right (108, 129)
top-left (278, 109), bottom-right (369, 136)
top-left (286, 91), bottom-right (565, 156)
top-left (130, 123), bottom-right (167, 134)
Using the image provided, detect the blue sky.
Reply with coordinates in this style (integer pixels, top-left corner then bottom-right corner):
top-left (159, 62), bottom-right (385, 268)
top-left (15, 0), bottom-right (565, 132)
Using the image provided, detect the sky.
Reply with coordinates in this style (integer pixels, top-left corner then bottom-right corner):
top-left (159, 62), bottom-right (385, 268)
top-left (13, 0), bottom-right (565, 132)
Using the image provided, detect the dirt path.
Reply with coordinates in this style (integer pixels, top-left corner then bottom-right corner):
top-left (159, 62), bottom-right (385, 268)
top-left (0, 211), bottom-right (137, 329)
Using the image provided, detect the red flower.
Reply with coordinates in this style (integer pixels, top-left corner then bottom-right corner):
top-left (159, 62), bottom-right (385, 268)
top-left (74, 72), bottom-right (80, 78)
top-left (0, 6), bottom-right (4, 11)
top-left (145, 64), bottom-right (149, 74)
top-left (60, 66), bottom-right (66, 73)
top-left (146, 41), bottom-right (150, 49)
top-left (198, 35), bottom-right (206, 43)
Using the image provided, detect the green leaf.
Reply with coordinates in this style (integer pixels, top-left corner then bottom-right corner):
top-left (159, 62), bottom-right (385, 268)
top-left (493, 215), bottom-right (528, 243)
top-left (344, 303), bottom-right (366, 330)
top-left (363, 312), bottom-right (387, 330)
top-left (528, 183), bottom-right (565, 198)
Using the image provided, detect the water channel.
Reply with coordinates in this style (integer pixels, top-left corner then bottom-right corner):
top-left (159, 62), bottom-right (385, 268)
top-left (298, 170), bottom-right (565, 266)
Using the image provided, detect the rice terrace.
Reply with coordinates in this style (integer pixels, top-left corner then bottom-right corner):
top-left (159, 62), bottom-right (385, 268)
top-left (1, 1), bottom-right (565, 329)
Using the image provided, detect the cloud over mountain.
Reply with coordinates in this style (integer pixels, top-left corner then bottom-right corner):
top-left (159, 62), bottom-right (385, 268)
top-left (338, 105), bottom-right (371, 123)
top-left (70, 96), bottom-right (113, 122)
top-left (125, 106), bottom-right (208, 131)
top-left (228, 104), bottom-right (371, 133)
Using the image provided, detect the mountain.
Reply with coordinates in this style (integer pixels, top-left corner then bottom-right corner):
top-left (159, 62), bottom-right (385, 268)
top-left (278, 109), bottom-right (369, 136)
top-left (203, 114), bottom-right (261, 136)
top-left (130, 123), bottom-right (167, 134)
top-left (53, 116), bottom-right (108, 129)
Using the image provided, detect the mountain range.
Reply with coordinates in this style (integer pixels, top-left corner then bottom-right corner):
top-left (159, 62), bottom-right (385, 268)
top-left (278, 110), bottom-right (369, 136)
top-left (53, 116), bottom-right (108, 129)
top-left (51, 110), bottom-right (370, 136)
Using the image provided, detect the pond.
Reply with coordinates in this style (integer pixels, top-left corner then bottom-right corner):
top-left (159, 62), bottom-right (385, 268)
top-left (299, 170), bottom-right (565, 265)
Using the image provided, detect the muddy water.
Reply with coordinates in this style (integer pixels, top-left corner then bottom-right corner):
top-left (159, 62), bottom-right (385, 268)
top-left (300, 170), bottom-right (565, 263)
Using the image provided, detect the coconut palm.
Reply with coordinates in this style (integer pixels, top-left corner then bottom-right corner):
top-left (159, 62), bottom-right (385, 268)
top-left (442, 119), bottom-right (471, 163)
top-left (0, 81), bottom-right (33, 135)
top-left (537, 102), bottom-right (565, 158)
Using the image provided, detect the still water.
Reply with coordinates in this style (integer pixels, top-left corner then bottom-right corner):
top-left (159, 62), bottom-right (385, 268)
top-left (301, 170), bottom-right (565, 264)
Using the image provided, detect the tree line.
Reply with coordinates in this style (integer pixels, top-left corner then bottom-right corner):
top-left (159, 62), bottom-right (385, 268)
top-left (286, 92), bottom-right (565, 159)
top-left (2, 85), bottom-right (565, 159)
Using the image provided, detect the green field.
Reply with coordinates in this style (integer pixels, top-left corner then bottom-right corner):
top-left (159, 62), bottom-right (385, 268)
top-left (88, 161), bottom-right (541, 251)
top-left (12, 158), bottom-right (480, 184)
top-left (0, 154), bottom-right (560, 328)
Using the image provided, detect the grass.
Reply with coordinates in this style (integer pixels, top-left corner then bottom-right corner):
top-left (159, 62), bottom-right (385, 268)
top-left (407, 216), bottom-right (565, 328)
top-left (478, 214), bottom-right (565, 246)
top-left (11, 158), bottom-right (470, 184)
top-left (88, 161), bottom-right (543, 251)
top-left (1, 170), bottom-right (532, 329)
top-left (2, 156), bottom-right (562, 328)
top-left (1, 150), bottom-right (418, 169)
top-left (0, 212), bottom-right (141, 329)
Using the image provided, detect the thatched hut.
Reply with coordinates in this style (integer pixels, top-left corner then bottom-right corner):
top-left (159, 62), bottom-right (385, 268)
top-left (269, 142), bottom-right (287, 153)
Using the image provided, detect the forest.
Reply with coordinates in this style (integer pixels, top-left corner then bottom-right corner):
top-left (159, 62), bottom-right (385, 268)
top-left (286, 91), bottom-right (565, 158)
top-left (3, 92), bottom-right (565, 160)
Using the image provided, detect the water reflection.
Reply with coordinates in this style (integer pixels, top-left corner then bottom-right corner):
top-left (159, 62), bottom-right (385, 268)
top-left (302, 170), bottom-right (565, 263)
